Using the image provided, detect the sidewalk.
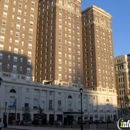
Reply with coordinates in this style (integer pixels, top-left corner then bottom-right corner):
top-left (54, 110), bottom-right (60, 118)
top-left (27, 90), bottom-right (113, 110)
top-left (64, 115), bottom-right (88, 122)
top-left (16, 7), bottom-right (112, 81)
top-left (4, 125), bottom-right (118, 130)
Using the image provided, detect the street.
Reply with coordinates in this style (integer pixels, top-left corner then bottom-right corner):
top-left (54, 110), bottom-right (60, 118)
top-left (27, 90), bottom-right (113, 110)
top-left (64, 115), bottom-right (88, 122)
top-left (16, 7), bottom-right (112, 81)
top-left (1, 124), bottom-right (118, 130)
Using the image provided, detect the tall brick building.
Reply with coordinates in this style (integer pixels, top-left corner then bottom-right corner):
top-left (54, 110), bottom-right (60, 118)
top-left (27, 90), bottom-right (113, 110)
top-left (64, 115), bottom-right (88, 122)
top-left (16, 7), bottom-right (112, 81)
top-left (82, 5), bottom-right (116, 89)
top-left (0, 0), bottom-right (38, 81)
top-left (35, 0), bottom-right (83, 87)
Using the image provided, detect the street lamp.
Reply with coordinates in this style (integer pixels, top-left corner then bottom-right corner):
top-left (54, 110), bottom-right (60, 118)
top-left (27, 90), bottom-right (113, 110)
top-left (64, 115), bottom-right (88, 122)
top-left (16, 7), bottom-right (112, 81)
top-left (0, 77), bottom-right (3, 85)
top-left (0, 77), bottom-right (2, 128)
top-left (4, 102), bottom-right (7, 127)
top-left (79, 88), bottom-right (83, 130)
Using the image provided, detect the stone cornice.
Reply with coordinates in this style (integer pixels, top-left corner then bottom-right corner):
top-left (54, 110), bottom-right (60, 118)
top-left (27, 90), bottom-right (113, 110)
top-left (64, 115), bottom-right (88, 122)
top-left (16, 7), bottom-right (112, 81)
top-left (82, 5), bottom-right (111, 19)
top-left (56, 3), bottom-right (82, 17)
top-left (2, 78), bottom-right (117, 96)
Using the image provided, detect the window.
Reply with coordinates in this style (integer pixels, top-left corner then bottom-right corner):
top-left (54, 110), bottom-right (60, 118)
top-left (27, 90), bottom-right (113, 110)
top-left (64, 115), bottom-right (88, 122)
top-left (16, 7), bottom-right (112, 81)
top-left (20, 66), bottom-right (22, 71)
top-left (21, 49), bottom-right (23, 54)
top-left (31, 1), bottom-right (35, 6)
top-left (29, 28), bottom-right (33, 34)
top-left (4, 5), bottom-right (8, 10)
top-left (16, 24), bottom-right (20, 29)
top-left (1, 28), bottom-right (5, 33)
top-left (0, 36), bottom-right (5, 42)
top-left (58, 100), bottom-right (62, 109)
top-left (26, 88), bottom-right (30, 93)
top-left (18, 3), bottom-right (22, 8)
top-left (14, 48), bottom-right (18, 53)
top-left (13, 65), bottom-right (17, 71)
top-left (25, 97), bottom-right (30, 107)
top-left (31, 8), bottom-right (34, 13)
top-left (28, 52), bottom-right (32, 57)
top-left (2, 20), bottom-right (6, 25)
top-left (29, 36), bottom-right (33, 41)
top-left (33, 99), bottom-right (38, 108)
top-left (68, 101), bottom-right (72, 109)
top-left (27, 68), bottom-right (31, 73)
top-left (15, 32), bottom-right (19, 37)
top-left (0, 53), bottom-right (3, 59)
top-left (28, 44), bottom-right (32, 49)
top-left (13, 56), bottom-right (17, 62)
top-left (20, 58), bottom-right (23, 62)
top-left (15, 40), bottom-right (19, 45)
top-left (3, 12), bottom-right (7, 17)
top-left (49, 100), bottom-right (53, 109)
top-left (8, 55), bottom-right (10, 60)
top-left (7, 64), bottom-right (10, 69)
top-left (27, 59), bottom-right (31, 65)
top-left (30, 15), bottom-right (34, 19)
top-left (0, 44), bottom-right (4, 50)
top-left (25, 5), bottom-right (27, 9)
top-left (13, 8), bottom-right (15, 12)
top-left (18, 10), bottom-right (22, 15)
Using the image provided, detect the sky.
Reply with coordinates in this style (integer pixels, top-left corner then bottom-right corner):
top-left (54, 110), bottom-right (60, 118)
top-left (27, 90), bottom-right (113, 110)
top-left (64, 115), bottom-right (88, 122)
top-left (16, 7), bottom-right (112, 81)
top-left (81, 0), bottom-right (130, 57)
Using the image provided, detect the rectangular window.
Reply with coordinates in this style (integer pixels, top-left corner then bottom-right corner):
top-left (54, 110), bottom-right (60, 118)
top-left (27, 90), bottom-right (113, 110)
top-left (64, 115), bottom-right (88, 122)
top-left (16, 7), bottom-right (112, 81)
top-left (7, 64), bottom-right (10, 69)
top-left (29, 36), bottom-right (33, 41)
top-left (33, 99), bottom-right (38, 108)
top-left (49, 100), bottom-right (53, 109)
top-left (28, 44), bottom-right (32, 49)
top-left (0, 36), bottom-right (5, 42)
top-left (13, 56), bottom-right (17, 62)
top-left (27, 68), bottom-right (31, 73)
top-left (3, 12), bottom-right (7, 17)
top-left (20, 66), bottom-right (22, 71)
top-left (1, 28), bottom-right (6, 33)
top-left (4, 5), bottom-right (8, 10)
top-left (0, 44), bottom-right (4, 50)
top-left (18, 10), bottom-right (22, 15)
top-left (16, 24), bottom-right (20, 29)
top-left (2, 20), bottom-right (6, 25)
top-left (25, 97), bottom-right (30, 107)
top-left (13, 65), bottom-right (17, 71)
top-left (27, 59), bottom-right (31, 65)
top-left (0, 53), bottom-right (3, 59)
top-left (28, 51), bottom-right (32, 57)
top-left (14, 48), bottom-right (18, 53)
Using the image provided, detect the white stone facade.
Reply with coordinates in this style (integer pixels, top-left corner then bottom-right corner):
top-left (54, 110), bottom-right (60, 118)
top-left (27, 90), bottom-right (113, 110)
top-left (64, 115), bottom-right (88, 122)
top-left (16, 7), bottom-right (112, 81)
top-left (0, 73), bottom-right (118, 123)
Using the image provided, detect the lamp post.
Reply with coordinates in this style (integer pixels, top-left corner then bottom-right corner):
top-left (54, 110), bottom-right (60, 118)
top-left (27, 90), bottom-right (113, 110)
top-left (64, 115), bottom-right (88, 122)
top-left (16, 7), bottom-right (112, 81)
top-left (79, 88), bottom-right (83, 130)
top-left (8, 106), bottom-right (11, 124)
top-left (4, 102), bottom-right (7, 127)
top-left (0, 77), bottom-right (2, 128)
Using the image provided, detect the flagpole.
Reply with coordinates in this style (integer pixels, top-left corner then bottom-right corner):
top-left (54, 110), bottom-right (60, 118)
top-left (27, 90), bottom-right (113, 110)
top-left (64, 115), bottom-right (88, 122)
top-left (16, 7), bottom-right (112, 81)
top-left (15, 98), bottom-right (16, 120)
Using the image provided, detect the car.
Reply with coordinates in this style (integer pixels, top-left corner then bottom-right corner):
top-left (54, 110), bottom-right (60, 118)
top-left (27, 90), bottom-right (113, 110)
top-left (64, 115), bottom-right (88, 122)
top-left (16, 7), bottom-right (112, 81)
top-left (53, 121), bottom-right (62, 125)
top-left (98, 120), bottom-right (106, 124)
top-left (22, 120), bottom-right (32, 125)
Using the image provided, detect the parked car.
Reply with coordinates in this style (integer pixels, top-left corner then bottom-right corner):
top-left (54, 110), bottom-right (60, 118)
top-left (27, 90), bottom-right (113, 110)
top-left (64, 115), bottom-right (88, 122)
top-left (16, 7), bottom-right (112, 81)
top-left (106, 120), bottom-right (114, 123)
top-left (22, 120), bottom-right (32, 125)
top-left (53, 121), bottom-right (62, 125)
top-left (98, 120), bottom-right (106, 124)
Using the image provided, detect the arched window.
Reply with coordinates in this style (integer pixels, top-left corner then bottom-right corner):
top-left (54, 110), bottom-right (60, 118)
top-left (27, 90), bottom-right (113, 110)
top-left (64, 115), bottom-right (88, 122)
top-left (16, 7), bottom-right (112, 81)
top-left (68, 95), bottom-right (72, 99)
top-left (10, 89), bottom-right (16, 93)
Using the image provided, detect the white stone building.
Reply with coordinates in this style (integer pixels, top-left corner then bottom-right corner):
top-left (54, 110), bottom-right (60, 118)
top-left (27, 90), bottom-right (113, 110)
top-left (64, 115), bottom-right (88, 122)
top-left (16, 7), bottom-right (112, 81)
top-left (0, 72), bottom-right (118, 124)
